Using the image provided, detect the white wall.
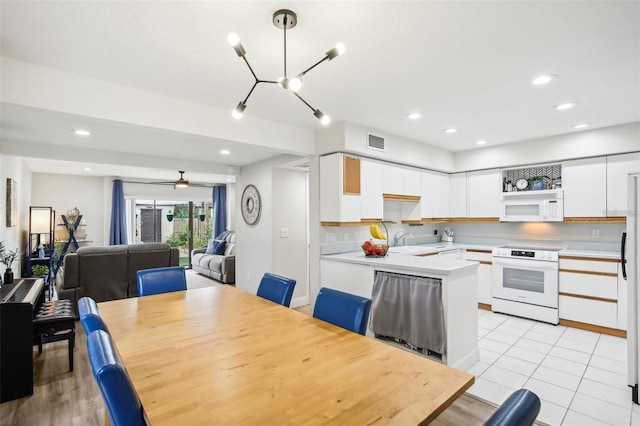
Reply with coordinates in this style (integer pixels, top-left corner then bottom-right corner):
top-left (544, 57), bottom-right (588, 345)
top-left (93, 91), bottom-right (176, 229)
top-left (272, 168), bottom-right (309, 306)
top-left (454, 122), bottom-right (640, 172)
top-left (316, 121), bottom-right (456, 172)
top-left (0, 155), bottom-right (32, 278)
top-left (31, 173), bottom-right (106, 246)
top-left (235, 155), bottom-right (310, 305)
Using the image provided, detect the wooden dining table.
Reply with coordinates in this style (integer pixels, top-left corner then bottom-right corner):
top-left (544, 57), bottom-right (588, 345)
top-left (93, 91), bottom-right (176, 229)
top-left (98, 285), bottom-right (474, 425)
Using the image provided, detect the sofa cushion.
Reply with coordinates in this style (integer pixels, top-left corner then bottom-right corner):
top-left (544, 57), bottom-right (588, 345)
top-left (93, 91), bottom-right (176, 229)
top-left (205, 256), bottom-right (224, 273)
top-left (213, 240), bottom-right (226, 255)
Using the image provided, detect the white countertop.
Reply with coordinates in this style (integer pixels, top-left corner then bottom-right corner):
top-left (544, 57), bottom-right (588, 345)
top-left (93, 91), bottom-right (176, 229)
top-left (320, 250), bottom-right (479, 276)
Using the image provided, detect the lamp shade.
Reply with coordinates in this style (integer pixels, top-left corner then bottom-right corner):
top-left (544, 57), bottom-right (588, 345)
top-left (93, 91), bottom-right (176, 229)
top-left (30, 207), bottom-right (53, 234)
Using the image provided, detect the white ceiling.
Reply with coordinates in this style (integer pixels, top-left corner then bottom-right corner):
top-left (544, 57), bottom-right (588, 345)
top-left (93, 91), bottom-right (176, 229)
top-left (1, 1), bottom-right (639, 183)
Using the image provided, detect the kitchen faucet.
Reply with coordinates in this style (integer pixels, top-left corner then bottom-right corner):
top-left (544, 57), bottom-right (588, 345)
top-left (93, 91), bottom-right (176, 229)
top-left (393, 230), bottom-right (413, 247)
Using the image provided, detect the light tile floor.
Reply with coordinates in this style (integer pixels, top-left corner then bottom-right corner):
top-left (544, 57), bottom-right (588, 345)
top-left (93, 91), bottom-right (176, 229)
top-left (465, 309), bottom-right (640, 426)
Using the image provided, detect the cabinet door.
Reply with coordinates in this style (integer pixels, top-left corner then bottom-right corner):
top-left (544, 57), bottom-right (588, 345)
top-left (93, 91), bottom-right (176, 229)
top-left (618, 263), bottom-right (627, 331)
top-left (467, 169), bottom-right (500, 218)
top-left (360, 159), bottom-right (384, 220)
top-left (320, 154), bottom-right (361, 222)
top-left (380, 163), bottom-right (403, 195)
top-left (563, 157), bottom-right (607, 217)
top-left (449, 172), bottom-right (467, 218)
top-left (420, 171), bottom-right (441, 219)
top-left (607, 152), bottom-right (640, 217)
top-left (403, 168), bottom-right (421, 197)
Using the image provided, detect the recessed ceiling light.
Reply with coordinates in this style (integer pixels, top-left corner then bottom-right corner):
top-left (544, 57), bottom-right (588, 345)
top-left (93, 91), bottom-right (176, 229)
top-left (71, 129), bottom-right (91, 136)
top-left (82, 167), bottom-right (91, 171)
top-left (444, 128), bottom-right (457, 134)
top-left (220, 150), bottom-right (230, 155)
top-left (476, 140), bottom-right (488, 145)
top-left (531, 74), bottom-right (557, 85)
top-left (572, 123), bottom-right (590, 129)
top-left (554, 102), bottom-right (577, 111)
top-left (406, 112), bottom-right (422, 120)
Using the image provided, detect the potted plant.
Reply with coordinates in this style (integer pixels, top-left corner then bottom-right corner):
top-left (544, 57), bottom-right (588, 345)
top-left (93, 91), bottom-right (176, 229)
top-left (0, 240), bottom-right (19, 284)
top-left (31, 264), bottom-right (50, 278)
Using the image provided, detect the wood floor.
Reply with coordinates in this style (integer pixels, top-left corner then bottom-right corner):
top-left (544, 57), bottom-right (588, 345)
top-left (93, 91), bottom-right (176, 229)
top-left (0, 288), bottom-right (497, 425)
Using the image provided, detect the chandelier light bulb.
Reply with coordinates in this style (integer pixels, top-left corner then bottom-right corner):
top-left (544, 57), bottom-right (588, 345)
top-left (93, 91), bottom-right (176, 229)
top-left (288, 77), bottom-right (302, 92)
top-left (227, 33), bottom-right (240, 46)
top-left (232, 102), bottom-right (246, 119)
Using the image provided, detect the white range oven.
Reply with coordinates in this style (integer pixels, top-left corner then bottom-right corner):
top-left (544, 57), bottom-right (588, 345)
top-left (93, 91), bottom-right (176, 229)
top-left (491, 245), bottom-right (563, 324)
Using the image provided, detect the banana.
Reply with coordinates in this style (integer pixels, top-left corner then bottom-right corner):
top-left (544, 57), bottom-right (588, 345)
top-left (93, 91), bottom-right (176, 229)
top-left (369, 223), bottom-right (386, 240)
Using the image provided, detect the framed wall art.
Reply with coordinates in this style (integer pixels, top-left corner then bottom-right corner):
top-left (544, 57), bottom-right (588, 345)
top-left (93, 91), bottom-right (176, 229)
top-left (6, 178), bottom-right (17, 227)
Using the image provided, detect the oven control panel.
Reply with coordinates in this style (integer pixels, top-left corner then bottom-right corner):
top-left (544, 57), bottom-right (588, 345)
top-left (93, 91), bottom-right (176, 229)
top-left (492, 247), bottom-right (561, 261)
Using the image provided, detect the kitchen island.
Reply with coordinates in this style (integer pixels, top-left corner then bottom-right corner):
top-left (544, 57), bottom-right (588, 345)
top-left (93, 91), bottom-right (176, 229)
top-left (320, 251), bottom-right (479, 370)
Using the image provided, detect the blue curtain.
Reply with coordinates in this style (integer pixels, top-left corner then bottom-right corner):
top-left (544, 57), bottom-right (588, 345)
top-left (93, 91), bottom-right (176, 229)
top-left (109, 179), bottom-right (128, 245)
top-left (212, 185), bottom-right (227, 238)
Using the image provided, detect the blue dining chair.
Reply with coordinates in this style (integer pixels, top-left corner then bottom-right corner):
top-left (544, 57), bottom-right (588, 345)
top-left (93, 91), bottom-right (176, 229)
top-left (483, 389), bottom-right (541, 426)
top-left (77, 296), bottom-right (109, 335)
top-left (256, 273), bottom-right (297, 307)
top-left (137, 266), bottom-right (187, 297)
top-left (86, 329), bottom-right (145, 426)
top-left (312, 287), bottom-right (372, 335)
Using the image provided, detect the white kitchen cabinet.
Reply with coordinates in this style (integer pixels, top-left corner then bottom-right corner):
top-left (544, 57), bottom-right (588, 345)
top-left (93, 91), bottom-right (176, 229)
top-left (467, 169), bottom-right (501, 218)
top-left (360, 159), bottom-right (384, 220)
top-left (562, 157), bottom-right (607, 217)
top-left (403, 168), bottom-right (421, 197)
top-left (441, 174), bottom-right (451, 218)
top-left (607, 152), bottom-right (640, 217)
top-left (380, 162), bottom-right (404, 195)
top-left (449, 172), bottom-right (467, 218)
top-left (421, 171), bottom-right (441, 219)
top-left (559, 257), bottom-right (620, 330)
top-left (465, 249), bottom-right (492, 306)
top-left (320, 153), bottom-right (361, 223)
top-left (320, 259), bottom-right (375, 299)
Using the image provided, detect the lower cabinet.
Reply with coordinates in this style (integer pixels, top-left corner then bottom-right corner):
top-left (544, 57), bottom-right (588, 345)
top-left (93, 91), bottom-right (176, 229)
top-left (558, 256), bottom-right (623, 331)
top-left (320, 260), bottom-right (375, 298)
top-left (464, 249), bottom-right (492, 306)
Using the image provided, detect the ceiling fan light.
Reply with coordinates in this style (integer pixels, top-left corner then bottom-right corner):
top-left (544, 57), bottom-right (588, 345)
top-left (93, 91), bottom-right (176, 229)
top-left (175, 180), bottom-right (189, 188)
top-left (314, 110), bottom-right (330, 125)
top-left (232, 102), bottom-right (246, 119)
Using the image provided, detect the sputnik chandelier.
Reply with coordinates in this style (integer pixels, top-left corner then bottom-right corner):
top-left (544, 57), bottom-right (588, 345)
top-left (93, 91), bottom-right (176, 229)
top-left (228, 9), bottom-right (345, 125)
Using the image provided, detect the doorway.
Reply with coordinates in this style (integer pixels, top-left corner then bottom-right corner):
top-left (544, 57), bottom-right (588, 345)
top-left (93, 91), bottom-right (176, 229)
top-left (140, 209), bottom-right (162, 242)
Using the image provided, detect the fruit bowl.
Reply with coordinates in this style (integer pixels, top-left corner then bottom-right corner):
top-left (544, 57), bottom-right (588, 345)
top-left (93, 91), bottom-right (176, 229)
top-left (361, 240), bottom-right (388, 257)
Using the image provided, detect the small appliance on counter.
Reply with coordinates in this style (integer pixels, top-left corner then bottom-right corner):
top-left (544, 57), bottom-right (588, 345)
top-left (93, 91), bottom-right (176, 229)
top-left (442, 227), bottom-right (454, 243)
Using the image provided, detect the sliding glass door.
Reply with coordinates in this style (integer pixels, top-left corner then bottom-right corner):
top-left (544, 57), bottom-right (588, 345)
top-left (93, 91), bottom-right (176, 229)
top-left (133, 200), bottom-right (212, 267)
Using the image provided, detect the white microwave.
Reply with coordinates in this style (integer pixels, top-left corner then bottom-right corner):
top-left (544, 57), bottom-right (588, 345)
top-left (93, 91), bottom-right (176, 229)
top-left (499, 190), bottom-right (564, 222)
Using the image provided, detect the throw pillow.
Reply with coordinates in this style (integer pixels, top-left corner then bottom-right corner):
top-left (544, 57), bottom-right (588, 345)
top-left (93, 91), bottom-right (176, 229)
top-left (213, 240), bottom-right (226, 256)
top-left (206, 239), bottom-right (214, 254)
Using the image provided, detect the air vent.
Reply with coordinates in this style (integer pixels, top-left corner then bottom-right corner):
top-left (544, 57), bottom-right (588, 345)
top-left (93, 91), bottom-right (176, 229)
top-left (367, 134), bottom-right (385, 151)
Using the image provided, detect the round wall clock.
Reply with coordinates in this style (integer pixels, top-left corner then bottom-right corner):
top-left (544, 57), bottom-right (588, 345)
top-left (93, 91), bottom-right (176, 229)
top-left (241, 184), bottom-right (261, 225)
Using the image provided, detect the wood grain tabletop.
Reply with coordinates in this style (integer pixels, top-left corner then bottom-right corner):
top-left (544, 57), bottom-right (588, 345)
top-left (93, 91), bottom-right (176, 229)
top-left (98, 285), bottom-right (474, 425)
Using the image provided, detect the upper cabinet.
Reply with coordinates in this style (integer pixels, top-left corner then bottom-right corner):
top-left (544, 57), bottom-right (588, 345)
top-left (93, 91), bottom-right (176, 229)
top-left (320, 154), bottom-right (361, 223)
top-left (360, 159), bottom-right (384, 220)
top-left (563, 157), bottom-right (607, 218)
top-left (467, 169), bottom-right (501, 218)
top-left (421, 171), bottom-right (448, 219)
top-left (449, 172), bottom-right (467, 218)
top-left (607, 152), bottom-right (640, 217)
top-left (380, 163), bottom-right (404, 195)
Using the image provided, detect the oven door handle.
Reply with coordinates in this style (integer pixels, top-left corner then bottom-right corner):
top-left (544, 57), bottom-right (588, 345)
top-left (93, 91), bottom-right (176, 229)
top-left (492, 257), bottom-right (559, 270)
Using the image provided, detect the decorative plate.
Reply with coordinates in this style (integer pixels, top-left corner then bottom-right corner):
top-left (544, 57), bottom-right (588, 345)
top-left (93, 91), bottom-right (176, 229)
top-left (515, 178), bottom-right (529, 190)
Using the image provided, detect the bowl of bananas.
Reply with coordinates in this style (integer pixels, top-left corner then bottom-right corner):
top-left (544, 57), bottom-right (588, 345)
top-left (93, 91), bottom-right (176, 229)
top-left (363, 223), bottom-right (388, 257)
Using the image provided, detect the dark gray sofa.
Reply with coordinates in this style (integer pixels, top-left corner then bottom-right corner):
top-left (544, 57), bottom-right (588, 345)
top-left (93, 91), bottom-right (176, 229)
top-left (57, 243), bottom-right (179, 313)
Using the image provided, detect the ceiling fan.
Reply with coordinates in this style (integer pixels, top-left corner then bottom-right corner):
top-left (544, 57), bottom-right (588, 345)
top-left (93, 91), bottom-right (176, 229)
top-left (151, 171), bottom-right (213, 189)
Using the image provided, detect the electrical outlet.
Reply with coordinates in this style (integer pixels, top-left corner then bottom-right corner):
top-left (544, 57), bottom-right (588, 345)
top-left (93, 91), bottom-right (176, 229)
top-left (592, 228), bottom-right (600, 238)
top-left (327, 232), bottom-right (337, 243)
top-left (280, 227), bottom-right (289, 238)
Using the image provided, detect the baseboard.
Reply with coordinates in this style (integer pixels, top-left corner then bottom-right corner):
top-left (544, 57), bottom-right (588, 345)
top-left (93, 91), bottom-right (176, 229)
top-left (290, 296), bottom-right (310, 309)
